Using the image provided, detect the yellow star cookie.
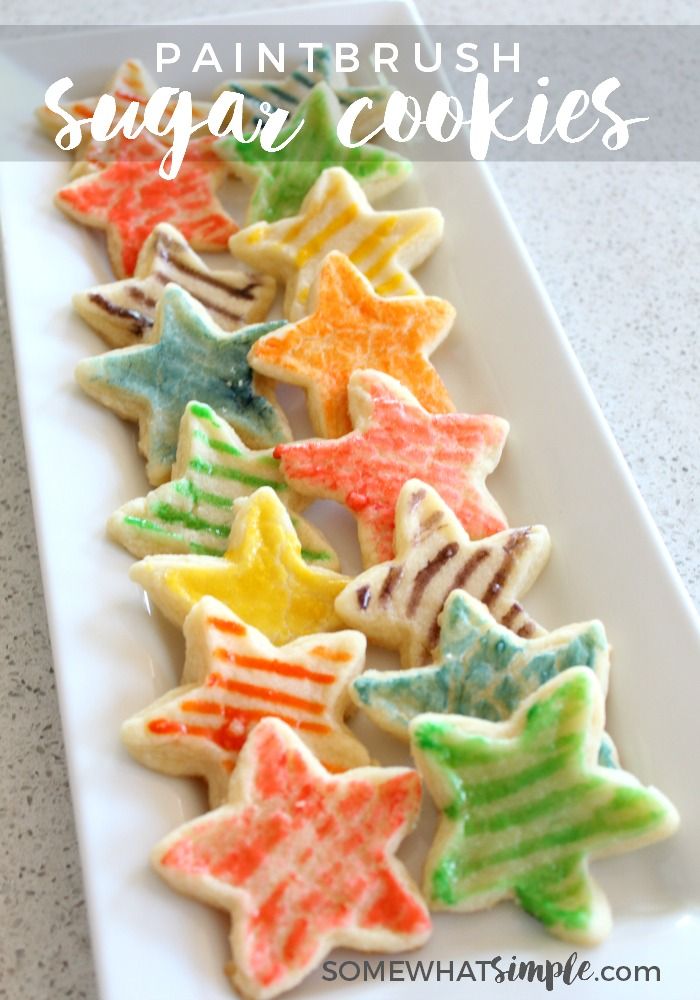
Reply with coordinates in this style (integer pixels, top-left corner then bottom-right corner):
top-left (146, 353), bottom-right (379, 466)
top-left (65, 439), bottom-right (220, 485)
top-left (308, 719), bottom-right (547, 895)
top-left (130, 487), bottom-right (349, 643)
top-left (121, 596), bottom-right (369, 806)
top-left (228, 167), bottom-right (444, 320)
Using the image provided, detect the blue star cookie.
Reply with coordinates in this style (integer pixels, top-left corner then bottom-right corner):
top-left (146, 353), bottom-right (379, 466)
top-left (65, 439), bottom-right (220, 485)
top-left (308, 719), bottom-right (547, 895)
top-left (75, 284), bottom-right (290, 484)
top-left (352, 588), bottom-right (618, 765)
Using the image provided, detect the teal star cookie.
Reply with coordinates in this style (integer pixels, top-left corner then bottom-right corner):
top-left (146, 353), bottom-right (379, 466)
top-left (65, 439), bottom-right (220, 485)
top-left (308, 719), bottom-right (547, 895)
top-left (75, 284), bottom-right (290, 485)
top-left (216, 82), bottom-right (411, 223)
top-left (410, 668), bottom-right (679, 944)
top-left (352, 588), bottom-right (618, 766)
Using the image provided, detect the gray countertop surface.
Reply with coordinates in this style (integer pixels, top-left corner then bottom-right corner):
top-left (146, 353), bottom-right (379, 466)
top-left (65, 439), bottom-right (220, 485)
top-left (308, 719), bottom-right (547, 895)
top-left (1, 2), bottom-right (698, 999)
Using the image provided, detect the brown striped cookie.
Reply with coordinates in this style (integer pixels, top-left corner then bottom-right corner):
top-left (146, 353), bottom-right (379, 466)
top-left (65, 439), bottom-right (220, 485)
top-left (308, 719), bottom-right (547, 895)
top-left (73, 223), bottom-right (276, 348)
top-left (335, 479), bottom-right (551, 668)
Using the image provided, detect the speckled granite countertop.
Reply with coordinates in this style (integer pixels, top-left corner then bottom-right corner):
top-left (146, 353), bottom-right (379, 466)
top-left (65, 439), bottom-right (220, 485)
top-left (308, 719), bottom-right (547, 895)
top-left (1, 2), bottom-right (698, 998)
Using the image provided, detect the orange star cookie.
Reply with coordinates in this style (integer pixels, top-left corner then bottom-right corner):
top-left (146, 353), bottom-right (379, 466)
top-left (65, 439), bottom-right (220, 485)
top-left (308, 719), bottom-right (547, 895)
top-left (249, 251), bottom-right (456, 437)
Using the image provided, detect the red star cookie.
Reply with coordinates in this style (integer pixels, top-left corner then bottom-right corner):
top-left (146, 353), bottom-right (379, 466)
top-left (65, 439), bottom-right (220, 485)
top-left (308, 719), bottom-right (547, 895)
top-left (275, 369), bottom-right (509, 565)
top-left (249, 250), bottom-right (456, 437)
top-left (153, 717), bottom-right (431, 999)
top-left (55, 133), bottom-right (237, 278)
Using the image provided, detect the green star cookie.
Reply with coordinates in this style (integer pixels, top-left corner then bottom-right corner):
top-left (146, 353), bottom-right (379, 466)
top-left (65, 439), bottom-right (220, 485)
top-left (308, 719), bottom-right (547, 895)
top-left (216, 82), bottom-right (411, 223)
top-left (75, 284), bottom-right (290, 485)
top-left (410, 668), bottom-right (679, 944)
top-left (108, 400), bottom-right (338, 568)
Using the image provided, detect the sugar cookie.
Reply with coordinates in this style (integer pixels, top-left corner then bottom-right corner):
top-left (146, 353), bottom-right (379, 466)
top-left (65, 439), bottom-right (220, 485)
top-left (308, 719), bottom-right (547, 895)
top-left (153, 717), bottom-right (431, 999)
top-left (75, 285), bottom-right (289, 485)
top-left (37, 57), bottom-right (211, 175)
top-left (122, 597), bottom-right (368, 806)
top-left (55, 134), bottom-right (236, 278)
top-left (216, 83), bottom-right (411, 224)
top-left (250, 252), bottom-right (456, 438)
top-left (130, 487), bottom-right (348, 643)
top-left (275, 370), bottom-right (508, 566)
top-left (335, 480), bottom-right (550, 667)
top-left (74, 223), bottom-right (275, 348)
top-left (410, 668), bottom-right (679, 944)
top-left (215, 45), bottom-right (391, 135)
top-left (108, 401), bottom-right (338, 568)
top-left (353, 588), bottom-right (609, 733)
top-left (228, 167), bottom-right (443, 320)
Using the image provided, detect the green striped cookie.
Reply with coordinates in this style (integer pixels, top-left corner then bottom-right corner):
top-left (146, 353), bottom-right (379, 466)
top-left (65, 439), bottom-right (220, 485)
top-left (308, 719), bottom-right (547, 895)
top-left (108, 400), bottom-right (338, 569)
top-left (410, 668), bottom-right (679, 944)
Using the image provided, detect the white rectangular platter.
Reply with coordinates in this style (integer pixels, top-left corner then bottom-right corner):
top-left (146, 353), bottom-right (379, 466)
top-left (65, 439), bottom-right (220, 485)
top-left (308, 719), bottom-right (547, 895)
top-left (2, 3), bottom-right (699, 998)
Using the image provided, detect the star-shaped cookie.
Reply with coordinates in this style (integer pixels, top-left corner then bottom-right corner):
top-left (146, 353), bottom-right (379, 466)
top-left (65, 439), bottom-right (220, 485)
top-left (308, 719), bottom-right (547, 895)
top-left (130, 487), bottom-right (349, 643)
top-left (250, 252), bottom-right (456, 438)
top-left (55, 133), bottom-right (237, 278)
top-left (37, 57), bottom-right (211, 175)
top-left (215, 45), bottom-right (392, 132)
top-left (216, 83), bottom-right (411, 223)
top-left (335, 480), bottom-right (551, 668)
top-left (108, 400), bottom-right (338, 569)
top-left (352, 588), bottom-right (610, 736)
top-left (410, 668), bottom-right (679, 944)
top-left (122, 596), bottom-right (369, 806)
top-left (153, 717), bottom-right (431, 999)
top-left (74, 223), bottom-right (276, 348)
top-left (276, 370), bottom-right (507, 566)
top-left (75, 285), bottom-right (290, 485)
top-left (228, 167), bottom-right (443, 320)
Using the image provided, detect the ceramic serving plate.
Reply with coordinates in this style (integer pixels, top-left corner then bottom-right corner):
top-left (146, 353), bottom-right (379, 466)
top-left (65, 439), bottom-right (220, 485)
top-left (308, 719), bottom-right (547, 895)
top-left (1, 2), bottom-right (699, 998)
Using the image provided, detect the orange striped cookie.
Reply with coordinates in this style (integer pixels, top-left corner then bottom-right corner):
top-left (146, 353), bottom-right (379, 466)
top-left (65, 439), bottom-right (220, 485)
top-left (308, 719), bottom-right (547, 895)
top-left (122, 596), bottom-right (369, 806)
